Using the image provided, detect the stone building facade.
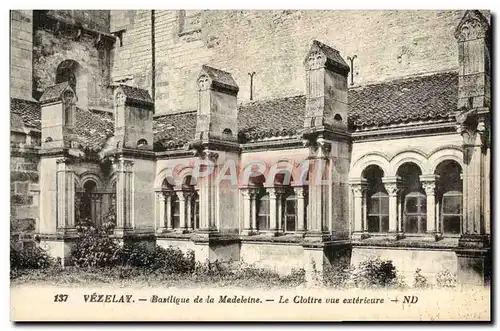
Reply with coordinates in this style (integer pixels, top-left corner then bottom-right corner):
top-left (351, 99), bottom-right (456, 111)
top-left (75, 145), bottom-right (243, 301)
top-left (10, 10), bottom-right (491, 286)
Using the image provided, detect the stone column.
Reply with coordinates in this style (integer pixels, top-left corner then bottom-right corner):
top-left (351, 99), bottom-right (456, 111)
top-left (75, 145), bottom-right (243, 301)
top-left (115, 157), bottom-right (134, 235)
top-left (176, 191), bottom-right (187, 232)
top-left (269, 188), bottom-right (278, 233)
top-left (156, 192), bottom-right (166, 233)
top-left (349, 179), bottom-right (367, 239)
top-left (295, 187), bottom-right (306, 233)
top-left (276, 189), bottom-right (284, 232)
top-left (241, 189), bottom-right (251, 234)
top-left (420, 175), bottom-right (438, 234)
top-left (186, 192), bottom-right (194, 231)
top-left (165, 192), bottom-right (172, 231)
top-left (362, 189), bottom-right (368, 232)
top-left (307, 145), bottom-right (331, 236)
top-left (56, 158), bottom-right (75, 233)
top-left (250, 190), bottom-right (257, 232)
top-left (383, 176), bottom-right (401, 235)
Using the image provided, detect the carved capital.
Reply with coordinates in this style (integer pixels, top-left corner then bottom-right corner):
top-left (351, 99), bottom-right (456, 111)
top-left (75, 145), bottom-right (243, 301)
top-left (241, 187), bottom-right (259, 199)
top-left (384, 183), bottom-right (400, 196)
top-left (114, 91), bottom-right (125, 107)
top-left (202, 148), bottom-right (219, 161)
top-left (455, 16), bottom-right (489, 42)
top-left (421, 182), bottom-right (436, 196)
top-left (351, 184), bottom-right (367, 198)
top-left (197, 74), bottom-right (210, 91)
top-left (294, 186), bottom-right (306, 198)
top-left (306, 50), bottom-right (326, 70)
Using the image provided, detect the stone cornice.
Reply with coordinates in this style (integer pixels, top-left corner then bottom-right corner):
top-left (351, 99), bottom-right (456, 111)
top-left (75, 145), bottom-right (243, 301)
top-left (34, 10), bottom-right (116, 47)
top-left (352, 120), bottom-right (457, 142)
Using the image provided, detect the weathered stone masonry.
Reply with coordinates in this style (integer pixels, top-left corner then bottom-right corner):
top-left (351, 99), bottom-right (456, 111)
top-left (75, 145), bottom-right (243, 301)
top-left (10, 10), bottom-right (491, 286)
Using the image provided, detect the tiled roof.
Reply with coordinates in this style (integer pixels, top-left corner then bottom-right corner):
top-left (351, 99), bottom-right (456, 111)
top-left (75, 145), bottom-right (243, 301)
top-left (10, 98), bottom-right (41, 130)
top-left (11, 72), bottom-right (459, 152)
top-left (348, 72), bottom-right (458, 126)
top-left (238, 95), bottom-right (305, 141)
top-left (74, 108), bottom-right (114, 151)
top-left (153, 72), bottom-right (458, 149)
top-left (39, 82), bottom-right (72, 103)
top-left (153, 111), bottom-right (197, 150)
top-left (119, 84), bottom-right (153, 104)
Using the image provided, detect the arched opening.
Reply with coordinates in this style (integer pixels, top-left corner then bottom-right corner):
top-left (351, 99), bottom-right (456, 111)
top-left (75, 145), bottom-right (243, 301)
top-left (334, 114), bottom-right (343, 122)
top-left (137, 139), bottom-right (148, 148)
top-left (222, 128), bottom-right (233, 136)
top-left (397, 162), bottom-right (425, 234)
top-left (435, 160), bottom-right (462, 235)
top-left (79, 180), bottom-right (97, 223)
top-left (55, 60), bottom-right (87, 107)
top-left (362, 165), bottom-right (388, 233)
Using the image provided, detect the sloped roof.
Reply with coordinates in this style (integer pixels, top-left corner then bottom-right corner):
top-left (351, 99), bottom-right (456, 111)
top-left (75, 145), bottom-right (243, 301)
top-left (39, 81), bottom-right (72, 103)
top-left (118, 84), bottom-right (153, 104)
top-left (201, 65), bottom-right (239, 92)
top-left (310, 40), bottom-right (350, 73)
top-left (11, 72), bottom-right (459, 152)
top-left (74, 108), bottom-right (114, 151)
top-left (238, 95), bottom-right (305, 141)
top-left (153, 111), bottom-right (197, 149)
top-left (153, 72), bottom-right (458, 149)
top-left (348, 72), bottom-right (458, 126)
top-left (10, 98), bottom-right (41, 130)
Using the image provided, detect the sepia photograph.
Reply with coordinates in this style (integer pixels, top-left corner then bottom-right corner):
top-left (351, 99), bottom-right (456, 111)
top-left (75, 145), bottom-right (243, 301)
top-left (8, 8), bottom-right (492, 322)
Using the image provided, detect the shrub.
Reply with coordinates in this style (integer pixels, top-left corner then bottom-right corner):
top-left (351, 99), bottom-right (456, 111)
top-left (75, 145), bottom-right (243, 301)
top-left (70, 223), bottom-right (121, 268)
top-left (353, 257), bottom-right (397, 288)
top-left (436, 269), bottom-right (457, 288)
top-left (323, 260), bottom-right (355, 288)
top-left (10, 240), bottom-right (54, 277)
top-left (413, 268), bottom-right (428, 288)
top-left (120, 242), bottom-right (195, 274)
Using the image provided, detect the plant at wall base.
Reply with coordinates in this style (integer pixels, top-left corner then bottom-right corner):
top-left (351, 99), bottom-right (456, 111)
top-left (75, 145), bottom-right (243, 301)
top-left (353, 257), bottom-right (398, 288)
top-left (413, 268), bottom-right (428, 288)
top-left (323, 260), bottom-right (355, 289)
top-left (436, 269), bottom-right (457, 288)
top-left (10, 239), bottom-right (55, 279)
top-left (70, 221), bottom-right (122, 268)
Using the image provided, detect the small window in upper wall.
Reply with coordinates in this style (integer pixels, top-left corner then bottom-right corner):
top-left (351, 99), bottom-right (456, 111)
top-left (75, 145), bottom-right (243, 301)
top-left (137, 139), bottom-right (148, 148)
top-left (178, 10), bottom-right (202, 36)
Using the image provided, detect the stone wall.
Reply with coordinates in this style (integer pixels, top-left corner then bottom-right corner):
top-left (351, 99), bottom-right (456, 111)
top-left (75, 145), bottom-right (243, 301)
top-left (351, 246), bottom-right (457, 286)
top-left (111, 10), bottom-right (475, 115)
top-left (32, 12), bottom-right (113, 108)
top-left (46, 10), bottom-right (110, 32)
top-left (10, 150), bottom-right (39, 222)
top-left (10, 10), bottom-right (33, 101)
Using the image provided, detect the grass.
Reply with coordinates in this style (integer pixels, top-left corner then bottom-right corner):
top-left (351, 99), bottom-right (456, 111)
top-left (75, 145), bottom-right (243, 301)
top-left (10, 264), bottom-right (307, 289)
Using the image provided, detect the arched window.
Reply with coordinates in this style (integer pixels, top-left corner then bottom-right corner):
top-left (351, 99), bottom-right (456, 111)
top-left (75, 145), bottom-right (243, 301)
top-left (398, 162), bottom-right (426, 234)
top-left (256, 188), bottom-right (270, 231)
top-left (79, 180), bottom-right (97, 223)
top-left (368, 192), bottom-right (389, 232)
top-left (56, 60), bottom-right (79, 92)
top-left (435, 160), bottom-right (462, 235)
top-left (363, 165), bottom-right (388, 233)
top-left (404, 191), bottom-right (427, 233)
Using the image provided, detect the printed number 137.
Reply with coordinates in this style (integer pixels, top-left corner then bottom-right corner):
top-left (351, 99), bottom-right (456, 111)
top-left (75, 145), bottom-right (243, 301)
top-left (54, 294), bottom-right (68, 302)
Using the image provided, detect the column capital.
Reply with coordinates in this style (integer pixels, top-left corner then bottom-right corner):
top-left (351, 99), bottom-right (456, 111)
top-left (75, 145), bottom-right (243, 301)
top-left (419, 174), bottom-right (439, 183)
top-left (294, 186), bottom-right (306, 198)
top-left (240, 187), bottom-right (259, 198)
top-left (421, 181), bottom-right (436, 196)
top-left (349, 178), bottom-right (368, 197)
top-left (382, 176), bottom-right (402, 196)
